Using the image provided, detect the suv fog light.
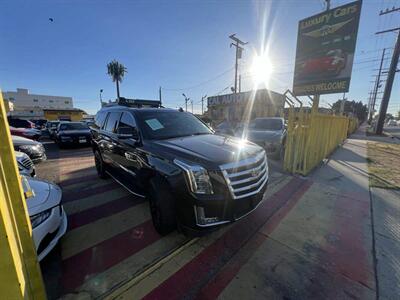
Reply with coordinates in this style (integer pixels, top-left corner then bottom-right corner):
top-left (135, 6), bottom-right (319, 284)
top-left (194, 206), bottom-right (219, 225)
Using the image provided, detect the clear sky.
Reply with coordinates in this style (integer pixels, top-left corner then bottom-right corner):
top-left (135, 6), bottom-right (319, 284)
top-left (1, 0), bottom-right (400, 115)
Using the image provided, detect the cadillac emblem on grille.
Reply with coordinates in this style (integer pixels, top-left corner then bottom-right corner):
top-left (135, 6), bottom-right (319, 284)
top-left (251, 168), bottom-right (260, 177)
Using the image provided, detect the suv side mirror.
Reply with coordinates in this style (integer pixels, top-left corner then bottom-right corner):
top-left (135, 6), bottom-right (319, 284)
top-left (117, 126), bottom-right (139, 140)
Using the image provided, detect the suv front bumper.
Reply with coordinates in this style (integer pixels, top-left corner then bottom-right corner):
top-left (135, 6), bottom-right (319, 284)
top-left (175, 178), bottom-right (268, 232)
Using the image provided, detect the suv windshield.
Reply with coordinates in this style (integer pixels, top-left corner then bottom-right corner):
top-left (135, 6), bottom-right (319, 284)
top-left (48, 122), bottom-right (60, 128)
top-left (136, 111), bottom-right (212, 140)
top-left (59, 123), bottom-right (88, 131)
top-left (250, 119), bottom-right (283, 131)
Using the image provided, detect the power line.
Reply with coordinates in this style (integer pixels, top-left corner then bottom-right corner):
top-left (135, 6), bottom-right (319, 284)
top-left (162, 67), bottom-right (234, 91)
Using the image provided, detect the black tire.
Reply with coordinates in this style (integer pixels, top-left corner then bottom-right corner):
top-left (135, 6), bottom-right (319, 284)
top-left (148, 177), bottom-right (176, 235)
top-left (94, 150), bottom-right (109, 179)
top-left (57, 140), bottom-right (64, 149)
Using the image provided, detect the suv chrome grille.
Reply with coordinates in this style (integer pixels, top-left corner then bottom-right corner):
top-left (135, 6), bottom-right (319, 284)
top-left (220, 151), bottom-right (268, 199)
top-left (21, 157), bottom-right (34, 170)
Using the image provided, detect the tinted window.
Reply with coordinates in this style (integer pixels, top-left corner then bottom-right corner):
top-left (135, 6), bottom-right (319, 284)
top-left (59, 123), bottom-right (88, 131)
top-left (104, 112), bottom-right (121, 133)
top-left (49, 121), bottom-right (60, 128)
top-left (118, 112), bottom-right (136, 129)
top-left (94, 111), bottom-right (107, 129)
top-left (250, 119), bottom-right (283, 130)
top-left (135, 111), bottom-right (211, 140)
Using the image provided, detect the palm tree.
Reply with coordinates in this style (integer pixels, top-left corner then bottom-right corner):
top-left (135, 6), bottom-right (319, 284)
top-left (107, 60), bottom-right (127, 99)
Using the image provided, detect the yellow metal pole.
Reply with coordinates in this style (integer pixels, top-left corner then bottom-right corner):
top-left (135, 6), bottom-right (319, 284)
top-left (0, 91), bottom-right (46, 299)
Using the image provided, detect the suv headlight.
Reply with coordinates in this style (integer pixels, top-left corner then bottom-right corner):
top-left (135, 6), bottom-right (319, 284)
top-left (30, 209), bottom-right (51, 228)
top-left (174, 159), bottom-right (214, 194)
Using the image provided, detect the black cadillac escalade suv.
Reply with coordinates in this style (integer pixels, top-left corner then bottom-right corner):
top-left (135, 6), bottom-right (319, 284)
top-left (91, 104), bottom-right (269, 235)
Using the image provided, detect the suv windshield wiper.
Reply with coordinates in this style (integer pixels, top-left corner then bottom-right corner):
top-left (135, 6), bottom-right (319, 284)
top-left (191, 132), bottom-right (210, 136)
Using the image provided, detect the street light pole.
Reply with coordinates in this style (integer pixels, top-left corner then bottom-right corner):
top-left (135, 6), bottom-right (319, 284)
top-left (100, 89), bottom-right (103, 108)
top-left (201, 95), bottom-right (207, 115)
top-left (182, 93), bottom-right (190, 112)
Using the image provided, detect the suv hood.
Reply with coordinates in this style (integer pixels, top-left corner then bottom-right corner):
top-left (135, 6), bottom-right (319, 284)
top-left (152, 134), bottom-right (263, 169)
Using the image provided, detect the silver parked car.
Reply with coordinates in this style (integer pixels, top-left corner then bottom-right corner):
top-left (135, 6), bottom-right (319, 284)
top-left (237, 117), bottom-right (286, 160)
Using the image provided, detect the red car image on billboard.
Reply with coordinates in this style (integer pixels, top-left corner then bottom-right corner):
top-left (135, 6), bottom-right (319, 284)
top-left (298, 49), bottom-right (347, 78)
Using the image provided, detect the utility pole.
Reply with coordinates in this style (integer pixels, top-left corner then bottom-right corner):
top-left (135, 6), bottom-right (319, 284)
top-left (239, 75), bottom-right (242, 93)
top-left (375, 7), bottom-right (400, 134)
top-left (182, 93), bottom-right (190, 112)
top-left (229, 34), bottom-right (247, 93)
top-left (369, 48), bottom-right (386, 123)
top-left (340, 93), bottom-right (346, 115)
top-left (201, 95), bottom-right (207, 115)
top-left (159, 86), bottom-right (162, 107)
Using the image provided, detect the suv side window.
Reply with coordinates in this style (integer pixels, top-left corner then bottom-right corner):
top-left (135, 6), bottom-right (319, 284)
top-left (104, 112), bottom-right (121, 133)
top-left (118, 112), bottom-right (136, 130)
top-left (94, 111), bottom-right (107, 129)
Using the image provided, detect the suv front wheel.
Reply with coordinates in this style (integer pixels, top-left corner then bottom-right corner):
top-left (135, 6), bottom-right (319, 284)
top-left (148, 177), bottom-right (176, 235)
top-left (94, 150), bottom-right (109, 179)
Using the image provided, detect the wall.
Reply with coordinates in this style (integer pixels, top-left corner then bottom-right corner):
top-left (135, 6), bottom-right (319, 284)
top-left (208, 89), bottom-right (285, 125)
top-left (44, 110), bottom-right (83, 121)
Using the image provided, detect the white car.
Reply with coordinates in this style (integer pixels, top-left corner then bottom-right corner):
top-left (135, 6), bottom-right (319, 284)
top-left (16, 151), bottom-right (35, 177)
top-left (22, 176), bottom-right (67, 261)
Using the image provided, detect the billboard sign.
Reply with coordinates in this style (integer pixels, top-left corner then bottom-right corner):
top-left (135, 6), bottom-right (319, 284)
top-left (293, 0), bottom-right (362, 96)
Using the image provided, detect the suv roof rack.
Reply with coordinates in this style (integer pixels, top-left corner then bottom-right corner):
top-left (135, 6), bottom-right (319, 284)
top-left (104, 97), bottom-right (162, 108)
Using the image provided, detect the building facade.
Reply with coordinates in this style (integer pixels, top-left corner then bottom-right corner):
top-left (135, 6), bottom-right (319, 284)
top-left (207, 89), bottom-right (285, 125)
top-left (44, 108), bottom-right (84, 121)
top-left (2, 88), bottom-right (73, 119)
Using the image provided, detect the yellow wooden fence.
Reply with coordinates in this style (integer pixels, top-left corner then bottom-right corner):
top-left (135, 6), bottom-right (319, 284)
top-left (0, 91), bottom-right (46, 299)
top-left (283, 106), bottom-right (358, 175)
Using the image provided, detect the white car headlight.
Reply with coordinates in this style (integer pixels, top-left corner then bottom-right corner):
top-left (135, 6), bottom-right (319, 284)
top-left (174, 159), bottom-right (214, 194)
top-left (30, 209), bottom-right (51, 228)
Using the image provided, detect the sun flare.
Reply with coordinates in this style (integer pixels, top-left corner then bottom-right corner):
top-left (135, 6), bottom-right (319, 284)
top-left (251, 53), bottom-right (273, 85)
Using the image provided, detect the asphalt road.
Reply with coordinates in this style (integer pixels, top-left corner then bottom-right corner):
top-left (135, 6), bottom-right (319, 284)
top-left (34, 135), bottom-right (383, 300)
top-left (35, 140), bottom-right (284, 299)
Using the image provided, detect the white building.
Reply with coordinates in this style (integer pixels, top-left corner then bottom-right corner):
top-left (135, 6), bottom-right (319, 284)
top-left (2, 88), bottom-right (73, 119)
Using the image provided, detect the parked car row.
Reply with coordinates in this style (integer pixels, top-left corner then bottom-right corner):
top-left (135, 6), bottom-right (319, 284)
top-left (8, 130), bottom-right (67, 262)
